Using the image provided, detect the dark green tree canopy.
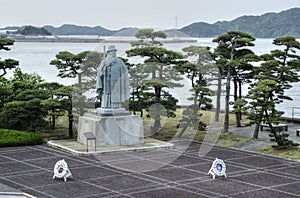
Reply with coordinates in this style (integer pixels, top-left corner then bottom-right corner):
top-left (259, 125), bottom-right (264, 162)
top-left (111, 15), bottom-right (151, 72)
top-left (213, 30), bottom-right (255, 60)
top-left (127, 46), bottom-right (185, 89)
top-left (50, 51), bottom-right (90, 78)
top-left (133, 28), bottom-right (167, 46)
top-left (127, 46), bottom-right (185, 65)
top-left (244, 36), bottom-right (300, 145)
top-left (0, 38), bottom-right (19, 77)
top-left (126, 46), bottom-right (185, 134)
top-left (135, 28), bottom-right (167, 40)
top-left (213, 30), bottom-right (256, 131)
top-left (0, 38), bottom-right (15, 51)
top-left (0, 69), bottom-right (48, 131)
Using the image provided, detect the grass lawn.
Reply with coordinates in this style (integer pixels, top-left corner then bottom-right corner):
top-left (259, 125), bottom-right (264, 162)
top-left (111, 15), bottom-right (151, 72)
top-left (41, 108), bottom-right (300, 161)
top-left (29, 108), bottom-right (300, 161)
top-left (148, 109), bottom-right (251, 147)
top-left (38, 115), bottom-right (72, 141)
top-left (38, 108), bottom-right (250, 148)
top-left (257, 146), bottom-right (300, 160)
top-left (1, 106), bottom-right (299, 161)
top-left (35, 108), bottom-right (251, 148)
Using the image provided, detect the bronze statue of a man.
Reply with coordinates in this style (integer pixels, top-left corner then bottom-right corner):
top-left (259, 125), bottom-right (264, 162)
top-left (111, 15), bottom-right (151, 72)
top-left (96, 45), bottom-right (129, 109)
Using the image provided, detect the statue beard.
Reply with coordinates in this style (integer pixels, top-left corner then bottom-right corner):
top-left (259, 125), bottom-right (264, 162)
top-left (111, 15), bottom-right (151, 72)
top-left (106, 52), bottom-right (116, 63)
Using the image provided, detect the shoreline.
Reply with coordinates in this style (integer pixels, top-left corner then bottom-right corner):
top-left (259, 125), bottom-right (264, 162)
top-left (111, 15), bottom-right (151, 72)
top-left (7, 36), bottom-right (197, 43)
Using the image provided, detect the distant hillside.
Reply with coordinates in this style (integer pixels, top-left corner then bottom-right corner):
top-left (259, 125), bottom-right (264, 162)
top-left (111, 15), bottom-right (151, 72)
top-left (112, 27), bottom-right (140, 36)
top-left (2, 7), bottom-right (300, 38)
top-left (0, 26), bottom-right (19, 30)
top-left (180, 22), bottom-right (224, 37)
top-left (164, 29), bottom-right (190, 37)
top-left (10, 25), bottom-right (51, 36)
top-left (43, 25), bottom-right (190, 37)
top-left (180, 7), bottom-right (300, 38)
top-left (43, 24), bottom-right (117, 36)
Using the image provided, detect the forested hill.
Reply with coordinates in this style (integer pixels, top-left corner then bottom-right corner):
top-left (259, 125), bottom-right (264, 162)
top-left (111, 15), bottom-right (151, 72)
top-left (7, 25), bottom-right (51, 36)
top-left (180, 7), bottom-right (300, 38)
top-left (2, 7), bottom-right (300, 38)
top-left (43, 24), bottom-right (119, 36)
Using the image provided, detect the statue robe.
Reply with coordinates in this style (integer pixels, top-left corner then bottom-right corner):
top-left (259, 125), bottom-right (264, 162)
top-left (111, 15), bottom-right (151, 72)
top-left (96, 58), bottom-right (130, 109)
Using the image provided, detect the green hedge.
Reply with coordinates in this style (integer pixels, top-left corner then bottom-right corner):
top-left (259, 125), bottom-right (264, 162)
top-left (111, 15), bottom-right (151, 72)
top-left (0, 129), bottom-right (43, 147)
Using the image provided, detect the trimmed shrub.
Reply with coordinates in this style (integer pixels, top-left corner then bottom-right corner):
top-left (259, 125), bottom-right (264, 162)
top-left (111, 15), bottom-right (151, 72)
top-left (0, 129), bottom-right (43, 147)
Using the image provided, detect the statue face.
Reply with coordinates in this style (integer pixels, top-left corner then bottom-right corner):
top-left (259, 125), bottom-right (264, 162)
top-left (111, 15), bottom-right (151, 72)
top-left (107, 50), bottom-right (117, 58)
top-left (105, 50), bottom-right (117, 62)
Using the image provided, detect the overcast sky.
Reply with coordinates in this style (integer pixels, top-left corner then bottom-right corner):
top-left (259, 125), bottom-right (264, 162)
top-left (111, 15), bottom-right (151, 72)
top-left (1, 0), bottom-right (299, 30)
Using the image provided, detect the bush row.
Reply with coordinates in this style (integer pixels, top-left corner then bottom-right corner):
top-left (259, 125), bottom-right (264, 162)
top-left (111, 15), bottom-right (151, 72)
top-left (0, 129), bottom-right (43, 147)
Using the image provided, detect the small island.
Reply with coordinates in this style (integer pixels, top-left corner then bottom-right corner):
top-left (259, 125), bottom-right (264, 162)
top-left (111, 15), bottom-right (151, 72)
top-left (8, 25), bottom-right (52, 36)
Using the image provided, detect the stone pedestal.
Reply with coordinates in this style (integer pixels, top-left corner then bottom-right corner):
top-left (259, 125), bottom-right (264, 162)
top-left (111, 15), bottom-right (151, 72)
top-left (95, 108), bottom-right (130, 116)
top-left (77, 113), bottom-right (144, 147)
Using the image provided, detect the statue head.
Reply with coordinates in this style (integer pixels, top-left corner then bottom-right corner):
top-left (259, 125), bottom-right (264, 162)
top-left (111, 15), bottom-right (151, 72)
top-left (107, 45), bottom-right (117, 52)
top-left (106, 45), bottom-right (117, 60)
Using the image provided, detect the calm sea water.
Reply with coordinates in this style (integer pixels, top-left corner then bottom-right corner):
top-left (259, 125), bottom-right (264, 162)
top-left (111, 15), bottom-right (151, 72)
top-left (0, 37), bottom-right (299, 118)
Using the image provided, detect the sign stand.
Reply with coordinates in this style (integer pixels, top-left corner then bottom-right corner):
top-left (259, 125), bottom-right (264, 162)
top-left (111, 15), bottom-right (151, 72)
top-left (208, 158), bottom-right (227, 179)
top-left (53, 159), bottom-right (72, 182)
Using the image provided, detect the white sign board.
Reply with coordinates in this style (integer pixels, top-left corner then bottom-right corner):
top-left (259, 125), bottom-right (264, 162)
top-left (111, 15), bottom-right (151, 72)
top-left (208, 158), bottom-right (227, 179)
top-left (53, 159), bottom-right (72, 182)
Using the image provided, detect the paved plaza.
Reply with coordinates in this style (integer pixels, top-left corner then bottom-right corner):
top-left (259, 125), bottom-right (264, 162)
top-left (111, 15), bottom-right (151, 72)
top-left (0, 139), bottom-right (300, 197)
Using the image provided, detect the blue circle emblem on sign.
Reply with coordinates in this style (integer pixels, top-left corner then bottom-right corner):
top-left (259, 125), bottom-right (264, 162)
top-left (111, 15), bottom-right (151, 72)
top-left (212, 159), bottom-right (226, 176)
